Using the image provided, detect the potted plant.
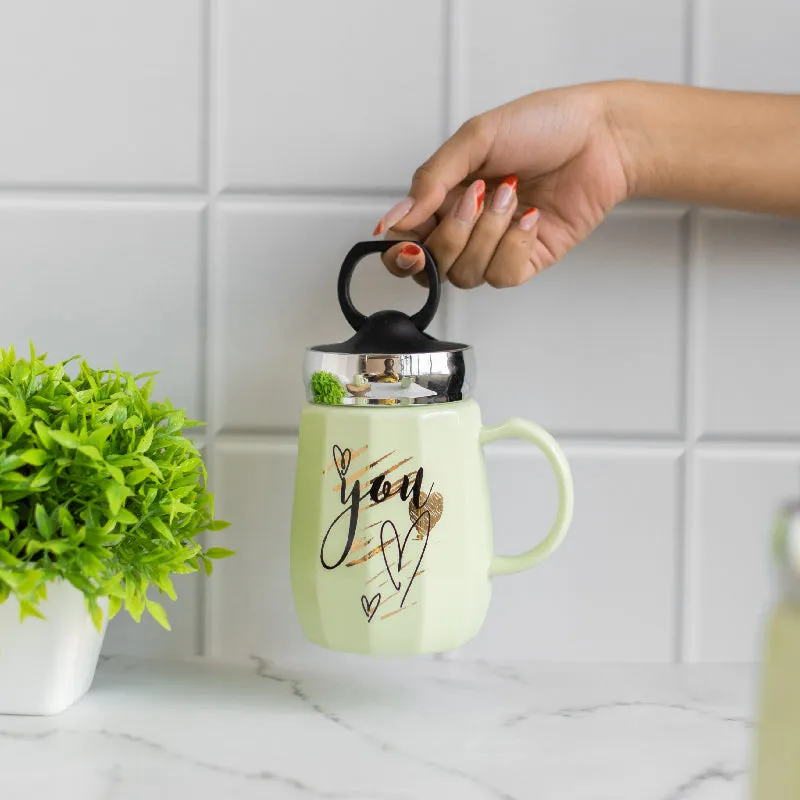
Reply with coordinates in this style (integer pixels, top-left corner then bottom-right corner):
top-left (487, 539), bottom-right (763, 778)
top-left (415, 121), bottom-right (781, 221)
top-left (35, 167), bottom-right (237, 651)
top-left (0, 345), bottom-right (232, 715)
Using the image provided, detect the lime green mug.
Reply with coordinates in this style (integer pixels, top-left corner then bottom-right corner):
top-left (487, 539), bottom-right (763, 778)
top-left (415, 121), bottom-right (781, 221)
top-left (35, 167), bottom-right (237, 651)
top-left (290, 241), bottom-right (574, 655)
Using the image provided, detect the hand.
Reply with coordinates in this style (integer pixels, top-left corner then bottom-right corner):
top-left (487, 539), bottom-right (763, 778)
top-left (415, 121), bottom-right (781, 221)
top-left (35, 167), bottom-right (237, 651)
top-left (372, 82), bottom-right (632, 289)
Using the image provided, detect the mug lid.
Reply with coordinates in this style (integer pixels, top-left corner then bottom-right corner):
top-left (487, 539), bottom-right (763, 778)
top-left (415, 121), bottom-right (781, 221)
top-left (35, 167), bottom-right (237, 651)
top-left (774, 500), bottom-right (800, 604)
top-left (304, 240), bottom-right (474, 406)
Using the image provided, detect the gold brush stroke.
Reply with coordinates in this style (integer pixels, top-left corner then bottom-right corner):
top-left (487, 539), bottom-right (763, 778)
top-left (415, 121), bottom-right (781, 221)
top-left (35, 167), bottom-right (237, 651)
top-left (333, 455), bottom-right (414, 493)
top-left (410, 491), bottom-right (444, 535)
top-left (344, 536), bottom-right (397, 567)
top-left (365, 570), bottom-right (386, 585)
top-left (360, 520), bottom-right (383, 532)
top-left (349, 536), bottom-right (372, 553)
top-left (322, 445), bottom-right (368, 475)
top-left (380, 601), bottom-right (418, 621)
top-left (337, 450), bottom-right (397, 489)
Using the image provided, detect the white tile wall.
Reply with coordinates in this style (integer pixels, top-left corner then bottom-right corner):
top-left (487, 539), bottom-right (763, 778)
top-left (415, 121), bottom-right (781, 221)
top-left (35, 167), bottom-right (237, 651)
top-left (448, 208), bottom-right (684, 436)
top-left (697, 212), bottom-right (800, 438)
top-left (0, 1), bottom-right (204, 188)
top-left (689, 452), bottom-right (800, 663)
top-left (207, 441), bottom-right (318, 661)
top-left (697, 0), bottom-right (800, 92)
top-left (463, 0), bottom-right (687, 117)
top-left (1, 0), bottom-right (798, 664)
top-left (219, 0), bottom-right (447, 191)
top-left (0, 203), bottom-right (204, 418)
top-left (460, 445), bottom-right (681, 662)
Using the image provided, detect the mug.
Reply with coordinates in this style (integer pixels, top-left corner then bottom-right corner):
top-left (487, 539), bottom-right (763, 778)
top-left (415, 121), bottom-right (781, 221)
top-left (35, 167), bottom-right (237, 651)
top-left (289, 239), bottom-right (574, 655)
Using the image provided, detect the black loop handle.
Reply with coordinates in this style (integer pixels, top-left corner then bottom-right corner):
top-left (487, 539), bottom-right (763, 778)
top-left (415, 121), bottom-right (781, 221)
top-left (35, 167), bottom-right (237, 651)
top-left (337, 240), bottom-right (440, 332)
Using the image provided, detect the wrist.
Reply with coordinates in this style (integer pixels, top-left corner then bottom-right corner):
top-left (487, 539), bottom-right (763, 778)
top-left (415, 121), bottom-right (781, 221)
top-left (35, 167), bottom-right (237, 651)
top-left (601, 79), bottom-right (659, 202)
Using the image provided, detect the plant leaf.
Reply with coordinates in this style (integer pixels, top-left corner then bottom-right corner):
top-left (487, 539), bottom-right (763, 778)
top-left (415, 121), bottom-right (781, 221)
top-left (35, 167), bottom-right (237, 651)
top-left (0, 508), bottom-right (17, 531)
top-left (78, 445), bottom-right (102, 461)
top-left (114, 508), bottom-right (138, 525)
top-left (33, 421), bottom-right (54, 450)
top-left (49, 428), bottom-right (80, 449)
top-left (146, 599), bottom-right (171, 631)
top-left (34, 504), bottom-right (53, 539)
top-left (205, 547), bottom-right (235, 559)
top-left (19, 600), bottom-right (45, 621)
top-left (105, 482), bottom-right (130, 517)
top-left (90, 602), bottom-right (104, 632)
top-left (20, 449), bottom-right (49, 466)
top-left (149, 516), bottom-right (176, 544)
top-left (136, 426), bottom-right (155, 454)
top-left (9, 397), bottom-right (27, 421)
top-left (87, 424), bottom-right (114, 450)
top-left (107, 464), bottom-right (125, 485)
top-left (125, 468), bottom-right (151, 487)
top-left (107, 595), bottom-right (122, 619)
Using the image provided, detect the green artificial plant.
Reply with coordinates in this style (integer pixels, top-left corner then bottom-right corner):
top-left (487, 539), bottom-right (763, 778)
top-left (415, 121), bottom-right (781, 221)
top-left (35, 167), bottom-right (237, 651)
top-left (310, 370), bottom-right (346, 405)
top-left (0, 344), bottom-right (232, 631)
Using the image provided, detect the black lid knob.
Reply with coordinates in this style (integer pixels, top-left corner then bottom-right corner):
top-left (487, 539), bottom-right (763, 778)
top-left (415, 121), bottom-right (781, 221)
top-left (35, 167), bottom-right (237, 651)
top-left (312, 239), bottom-right (466, 355)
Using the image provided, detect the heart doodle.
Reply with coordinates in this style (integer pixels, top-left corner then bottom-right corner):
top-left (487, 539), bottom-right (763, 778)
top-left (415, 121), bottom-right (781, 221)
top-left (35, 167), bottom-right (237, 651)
top-left (332, 445), bottom-right (351, 477)
top-left (380, 511), bottom-right (431, 607)
top-left (360, 592), bottom-right (381, 622)
top-left (409, 491), bottom-right (443, 536)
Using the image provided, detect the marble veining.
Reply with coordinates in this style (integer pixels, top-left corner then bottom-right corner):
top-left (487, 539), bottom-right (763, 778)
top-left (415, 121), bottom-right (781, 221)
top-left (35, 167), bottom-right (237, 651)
top-left (0, 656), bottom-right (757, 799)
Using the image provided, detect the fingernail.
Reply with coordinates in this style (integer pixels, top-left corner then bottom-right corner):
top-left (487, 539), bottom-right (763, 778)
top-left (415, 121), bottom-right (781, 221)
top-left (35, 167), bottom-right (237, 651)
top-left (456, 179), bottom-right (486, 222)
top-left (373, 196), bottom-right (415, 235)
top-left (518, 207), bottom-right (540, 231)
top-left (396, 243), bottom-right (421, 270)
top-left (491, 175), bottom-right (518, 212)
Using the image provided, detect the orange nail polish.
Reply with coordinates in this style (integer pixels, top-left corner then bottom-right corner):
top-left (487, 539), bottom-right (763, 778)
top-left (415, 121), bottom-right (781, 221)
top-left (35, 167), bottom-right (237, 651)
top-left (400, 243), bottom-right (421, 256)
top-left (373, 196), bottom-right (415, 237)
top-left (491, 175), bottom-right (518, 212)
top-left (476, 180), bottom-right (486, 209)
top-left (456, 179), bottom-right (487, 222)
top-left (518, 207), bottom-right (540, 231)
top-left (500, 174), bottom-right (518, 192)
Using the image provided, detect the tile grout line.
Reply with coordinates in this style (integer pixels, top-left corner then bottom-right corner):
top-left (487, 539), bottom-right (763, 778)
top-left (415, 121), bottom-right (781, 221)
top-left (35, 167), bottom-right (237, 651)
top-left (209, 429), bottom-right (800, 452)
top-left (444, 0), bottom-right (463, 139)
top-left (431, 0), bottom-right (460, 674)
top-left (0, 189), bottom-right (694, 212)
top-left (673, 209), bottom-right (691, 664)
top-left (680, 210), bottom-right (703, 663)
top-left (198, 0), bottom-right (218, 660)
top-left (441, 0), bottom-right (464, 345)
top-left (683, 0), bottom-right (695, 86)
top-left (689, 0), bottom-right (706, 88)
top-left (678, 0), bottom-right (702, 664)
top-left (674, 0), bottom-right (695, 664)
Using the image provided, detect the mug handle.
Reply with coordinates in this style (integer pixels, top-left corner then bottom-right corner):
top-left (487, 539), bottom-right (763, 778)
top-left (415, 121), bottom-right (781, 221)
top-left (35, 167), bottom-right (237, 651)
top-left (480, 418), bottom-right (574, 577)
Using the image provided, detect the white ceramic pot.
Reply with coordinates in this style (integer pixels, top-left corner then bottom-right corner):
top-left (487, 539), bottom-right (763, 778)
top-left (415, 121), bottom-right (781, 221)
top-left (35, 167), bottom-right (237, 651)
top-left (0, 580), bottom-right (108, 715)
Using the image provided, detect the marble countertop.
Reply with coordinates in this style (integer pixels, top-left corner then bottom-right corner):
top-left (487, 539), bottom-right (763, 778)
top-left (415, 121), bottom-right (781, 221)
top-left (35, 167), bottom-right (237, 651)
top-left (0, 656), bottom-right (758, 799)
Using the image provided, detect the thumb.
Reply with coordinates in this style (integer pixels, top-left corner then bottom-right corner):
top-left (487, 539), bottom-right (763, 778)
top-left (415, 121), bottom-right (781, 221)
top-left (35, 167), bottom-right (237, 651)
top-left (373, 116), bottom-right (495, 235)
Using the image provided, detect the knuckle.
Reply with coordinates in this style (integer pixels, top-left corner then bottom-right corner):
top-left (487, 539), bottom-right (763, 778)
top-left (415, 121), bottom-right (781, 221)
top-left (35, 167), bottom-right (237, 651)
top-left (448, 269), bottom-right (482, 290)
top-left (486, 266), bottom-right (524, 289)
top-left (459, 114), bottom-right (493, 149)
top-left (426, 232), bottom-right (463, 269)
top-left (412, 162), bottom-right (437, 189)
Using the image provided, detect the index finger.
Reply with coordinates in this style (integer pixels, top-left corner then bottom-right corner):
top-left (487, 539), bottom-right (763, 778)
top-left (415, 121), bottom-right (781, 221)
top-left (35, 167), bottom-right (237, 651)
top-left (374, 115), bottom-right (496, 235)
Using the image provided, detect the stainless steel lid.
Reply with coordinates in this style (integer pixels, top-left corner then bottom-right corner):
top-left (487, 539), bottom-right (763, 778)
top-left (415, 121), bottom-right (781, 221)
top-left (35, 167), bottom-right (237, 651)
top-left (774, 501), bottom-right (800, 604)
top-left (303, 240), bottom-right (474, 407)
